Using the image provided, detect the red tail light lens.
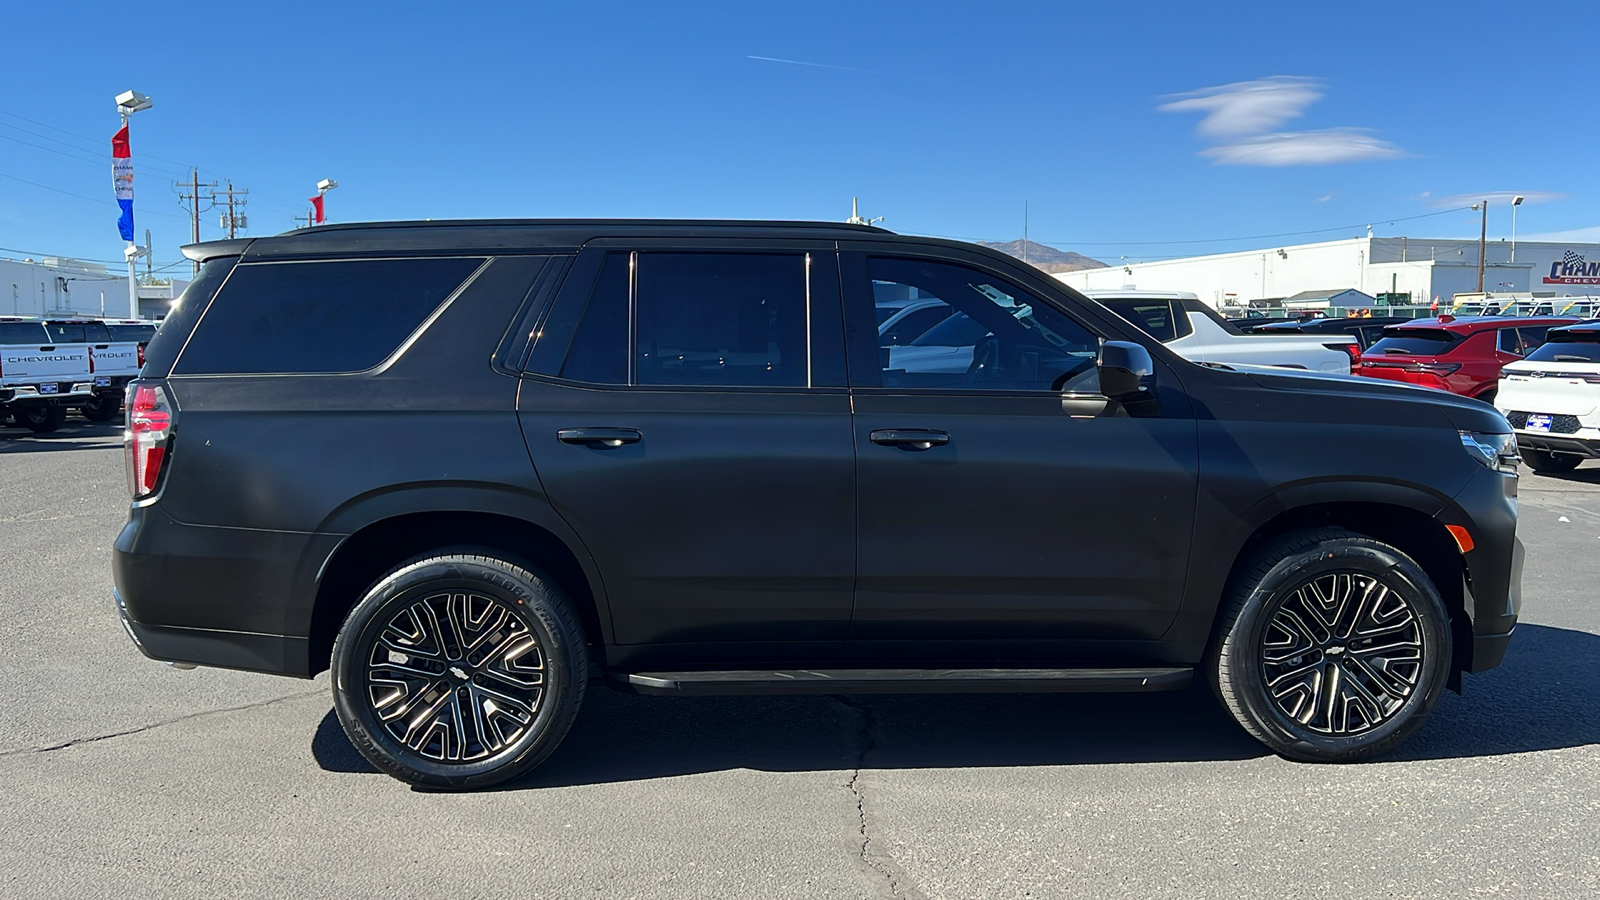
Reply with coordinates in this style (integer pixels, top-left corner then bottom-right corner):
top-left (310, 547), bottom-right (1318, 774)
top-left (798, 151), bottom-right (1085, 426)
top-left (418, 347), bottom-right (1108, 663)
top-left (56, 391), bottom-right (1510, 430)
top-left (125, 382), bottom-right (173, 499)
top-left (1325, 341), bottom-right (1360, 371)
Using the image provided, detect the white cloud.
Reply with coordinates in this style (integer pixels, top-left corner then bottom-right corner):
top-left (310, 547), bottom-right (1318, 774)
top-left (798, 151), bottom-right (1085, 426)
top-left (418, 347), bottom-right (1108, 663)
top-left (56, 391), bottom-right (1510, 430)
top-left (1428, 190), bottom-right (1567, 208)
top-left (1161, 75), bottom-right (1404, 167)
top-left (1159, 76), bottom-right (1322, 137)
top-left (1316, 194), bottom-right (1332, 203)
top-left (1522, 225), bottom-right (1600, 243)
top-left (1199, 129), bottom-right (1402, 166)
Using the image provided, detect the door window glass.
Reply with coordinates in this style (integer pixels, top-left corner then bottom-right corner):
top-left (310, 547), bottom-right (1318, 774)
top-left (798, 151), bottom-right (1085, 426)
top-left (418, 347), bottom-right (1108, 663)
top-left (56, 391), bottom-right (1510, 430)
top-left (559, 253), bottom-right (629, 384)
top-left (881, 302), bottom-right (951, 345)
top-left (635, 254), bottom-right (807, 388)
top-left (1497, 328), bottom-right (1524, 355)
top-left (1100, 300), bottom-right (1178, 342)
top-left (866, 257), bottom-right (1101, 392)
top-left (1518, 326), bottom-right (1551, 351)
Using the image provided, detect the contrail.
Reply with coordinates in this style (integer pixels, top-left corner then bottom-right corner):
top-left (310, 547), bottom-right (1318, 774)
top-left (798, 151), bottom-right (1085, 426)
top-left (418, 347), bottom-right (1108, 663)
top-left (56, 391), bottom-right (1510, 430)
top-left (746, 55), bottom-right (895, 77)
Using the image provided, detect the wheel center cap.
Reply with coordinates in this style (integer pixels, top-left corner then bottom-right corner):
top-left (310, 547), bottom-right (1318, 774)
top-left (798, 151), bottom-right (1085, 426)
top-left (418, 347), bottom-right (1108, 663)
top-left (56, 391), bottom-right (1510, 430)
top-left (449, 664), bottom-right (470, 680)
top-left (1324, 645), bottom-right (1346, 657)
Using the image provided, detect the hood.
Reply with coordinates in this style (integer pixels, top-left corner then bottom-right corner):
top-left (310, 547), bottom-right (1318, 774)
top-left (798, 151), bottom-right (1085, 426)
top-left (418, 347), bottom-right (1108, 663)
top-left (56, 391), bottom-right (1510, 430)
top-left (1238, 364), bottom-right (1510, 433)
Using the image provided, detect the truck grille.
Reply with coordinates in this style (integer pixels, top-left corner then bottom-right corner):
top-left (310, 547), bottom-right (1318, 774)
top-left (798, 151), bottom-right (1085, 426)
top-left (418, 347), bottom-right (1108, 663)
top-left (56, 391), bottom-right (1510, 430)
top-left (1506, 411), bottom-right (1582, 434)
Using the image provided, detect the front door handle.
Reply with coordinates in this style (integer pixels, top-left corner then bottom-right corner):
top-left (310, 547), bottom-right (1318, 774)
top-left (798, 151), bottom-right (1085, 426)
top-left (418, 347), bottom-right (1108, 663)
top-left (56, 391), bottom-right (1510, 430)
top-left (558, 427), bottom-right (642, 447)
top-left (870, 429), bottom-right (950, 450)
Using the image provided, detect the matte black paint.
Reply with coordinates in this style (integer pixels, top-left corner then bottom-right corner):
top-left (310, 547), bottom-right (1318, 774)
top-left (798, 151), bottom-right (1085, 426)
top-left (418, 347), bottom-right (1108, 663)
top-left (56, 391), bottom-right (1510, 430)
top-left (113, 220), bottom-right (1520, 685)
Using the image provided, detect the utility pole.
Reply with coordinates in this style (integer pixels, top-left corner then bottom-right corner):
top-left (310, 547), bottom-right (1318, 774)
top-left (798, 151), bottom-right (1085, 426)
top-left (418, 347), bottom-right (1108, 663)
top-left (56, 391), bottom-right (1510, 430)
top-left (1472, 200), bottom-right (1488, 294)
top-left (174, 170), bottom-right (218, 275)
top-left (214, 180), bottom-right (249, 239)
top-left (1023, 200), bottom-right (1029, 265)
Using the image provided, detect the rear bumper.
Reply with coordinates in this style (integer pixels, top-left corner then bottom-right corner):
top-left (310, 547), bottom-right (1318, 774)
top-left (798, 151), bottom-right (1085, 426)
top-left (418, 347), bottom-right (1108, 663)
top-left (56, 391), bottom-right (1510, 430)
top-left (1, 383), bottom-right (95, 405)
top-left (112, 504), bottom-right (339, 678)
top-left (1514, 432), bottom-right (1600, 458)
top-left (1450, 465), bottom-right (1522, 672)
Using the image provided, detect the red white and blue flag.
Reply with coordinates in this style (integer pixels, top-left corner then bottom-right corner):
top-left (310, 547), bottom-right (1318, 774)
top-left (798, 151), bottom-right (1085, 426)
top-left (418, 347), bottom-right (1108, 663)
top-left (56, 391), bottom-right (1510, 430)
top-left (112, 124), bottom-right (134, 241)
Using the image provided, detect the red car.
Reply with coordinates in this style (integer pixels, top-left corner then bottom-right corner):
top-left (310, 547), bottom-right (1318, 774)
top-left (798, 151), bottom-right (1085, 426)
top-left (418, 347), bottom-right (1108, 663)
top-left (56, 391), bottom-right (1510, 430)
top-left (1357, 315), bottom-right (1578, 402)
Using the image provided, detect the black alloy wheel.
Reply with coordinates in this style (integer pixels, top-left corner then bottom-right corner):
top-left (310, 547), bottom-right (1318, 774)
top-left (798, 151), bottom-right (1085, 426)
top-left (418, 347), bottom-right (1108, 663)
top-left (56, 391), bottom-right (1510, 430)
top-left (81, 394), bottom-right (122, 422)
top-left (331, 552), bottom-right (587, 789)
top-left (20, 405), bottom-right (66, 434)
top-left (1212, 528), bottom-right (1451, 762)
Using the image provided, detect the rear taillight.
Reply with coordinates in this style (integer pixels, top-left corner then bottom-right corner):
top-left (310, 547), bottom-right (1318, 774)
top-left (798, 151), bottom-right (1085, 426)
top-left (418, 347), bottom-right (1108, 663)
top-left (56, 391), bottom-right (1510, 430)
top-left (1406, 362), bottom-right (1461, 375)
top-left (1325, 341), bottom-right (1360, 371)
top-left (125, 382), bottom-right (173, 499)
top-left (88, 349), bottom-right (95, 375)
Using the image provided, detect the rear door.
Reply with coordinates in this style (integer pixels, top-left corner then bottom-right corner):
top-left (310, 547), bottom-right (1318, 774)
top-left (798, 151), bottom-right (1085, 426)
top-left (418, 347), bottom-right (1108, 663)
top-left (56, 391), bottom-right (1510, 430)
top-left (841, 245), bottom-right (1199, 656)
top-left (517, 240), bottom-right (856, 657)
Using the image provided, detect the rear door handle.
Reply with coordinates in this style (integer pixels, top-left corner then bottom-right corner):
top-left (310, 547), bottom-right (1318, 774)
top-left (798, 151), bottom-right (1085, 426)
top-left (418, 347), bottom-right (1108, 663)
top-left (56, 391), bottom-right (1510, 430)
top-left (558, 427), bottom-right (642, 447)
top-left (870, 429), bottom-right (950, 450)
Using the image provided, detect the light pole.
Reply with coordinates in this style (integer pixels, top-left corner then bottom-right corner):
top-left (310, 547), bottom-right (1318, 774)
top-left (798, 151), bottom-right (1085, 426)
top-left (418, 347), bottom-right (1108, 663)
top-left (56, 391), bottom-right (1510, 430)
top-left (115, 89), bottom-right (152, 318)
top-left (1471, 200), bottom-right (1488, 294)
top-left (1511, 195), bottom-right (1525, 263)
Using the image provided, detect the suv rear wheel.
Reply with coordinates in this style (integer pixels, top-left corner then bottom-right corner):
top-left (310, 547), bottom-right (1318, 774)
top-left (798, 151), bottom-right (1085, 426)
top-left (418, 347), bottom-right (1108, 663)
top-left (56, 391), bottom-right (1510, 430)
top-left (1211, 528), bottom-right (1451, 762)
top-left (331, 551), bottom-right (587, 789)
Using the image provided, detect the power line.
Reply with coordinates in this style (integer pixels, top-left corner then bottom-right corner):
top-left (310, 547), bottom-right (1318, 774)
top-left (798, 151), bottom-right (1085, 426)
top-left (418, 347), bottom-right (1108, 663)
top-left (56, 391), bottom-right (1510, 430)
top-left (0, 169), bottom-right (185, 218)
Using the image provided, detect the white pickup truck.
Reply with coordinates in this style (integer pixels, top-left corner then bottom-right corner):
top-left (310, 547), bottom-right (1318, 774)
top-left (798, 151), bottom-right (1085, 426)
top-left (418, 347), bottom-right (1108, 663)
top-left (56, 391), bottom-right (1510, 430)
top-left (43, 318), bottom-right (147, 421)
top-left (1079, 289), bottom-right (1359, 374)
top-left (0, 317), bottom-right (95, 432)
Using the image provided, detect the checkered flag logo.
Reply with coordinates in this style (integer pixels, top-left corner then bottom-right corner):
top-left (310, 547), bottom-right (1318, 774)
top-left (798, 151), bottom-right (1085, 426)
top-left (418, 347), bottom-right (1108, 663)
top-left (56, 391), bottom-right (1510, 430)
top-left (1564, 249), bottom-right (1586, 270)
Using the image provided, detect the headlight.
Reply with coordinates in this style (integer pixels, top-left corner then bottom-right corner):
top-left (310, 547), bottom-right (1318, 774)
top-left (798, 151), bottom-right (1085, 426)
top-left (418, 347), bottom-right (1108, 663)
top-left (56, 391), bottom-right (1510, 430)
top-left (1460, 430), bottom-right (1520, 475)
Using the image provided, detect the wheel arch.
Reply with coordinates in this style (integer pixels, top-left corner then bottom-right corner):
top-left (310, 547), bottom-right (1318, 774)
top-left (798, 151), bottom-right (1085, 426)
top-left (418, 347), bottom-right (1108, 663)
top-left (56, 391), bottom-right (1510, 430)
top-left (308, 507), bottom-right (609, 678)
top-left (1214, 496), bottom-right (1471, 689)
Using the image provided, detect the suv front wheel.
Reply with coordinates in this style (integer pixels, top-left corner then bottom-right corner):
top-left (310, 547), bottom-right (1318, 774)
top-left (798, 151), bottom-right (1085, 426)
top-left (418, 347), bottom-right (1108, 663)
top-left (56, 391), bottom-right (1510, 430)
top-left (1211, 528), bottom-right (1451, 762)
top-left (331, 551), bottom-right (587, 789)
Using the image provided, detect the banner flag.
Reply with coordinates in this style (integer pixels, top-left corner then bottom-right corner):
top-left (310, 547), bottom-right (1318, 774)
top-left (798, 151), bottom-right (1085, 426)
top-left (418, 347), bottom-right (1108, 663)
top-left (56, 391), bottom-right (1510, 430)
top-left (309, 194), bottom-right (325, 224)
top-left (112, 124), bottom-right (134, 241)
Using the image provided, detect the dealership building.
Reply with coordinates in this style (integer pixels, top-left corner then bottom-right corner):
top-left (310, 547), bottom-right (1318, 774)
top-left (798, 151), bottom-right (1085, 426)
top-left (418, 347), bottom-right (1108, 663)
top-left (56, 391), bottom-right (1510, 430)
top-left (1053, 236), bottom-right (1600, 311)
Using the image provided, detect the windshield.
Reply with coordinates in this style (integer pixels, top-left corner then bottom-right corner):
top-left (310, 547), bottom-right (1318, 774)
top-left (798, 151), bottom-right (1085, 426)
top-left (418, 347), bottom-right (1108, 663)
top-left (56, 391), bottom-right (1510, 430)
top-left (1367, 329), bottom-right (1463, 356)
top-left (0, 322), bottom-right (48, 345)
top-left (1525, 332), bottom-right (1600, 363)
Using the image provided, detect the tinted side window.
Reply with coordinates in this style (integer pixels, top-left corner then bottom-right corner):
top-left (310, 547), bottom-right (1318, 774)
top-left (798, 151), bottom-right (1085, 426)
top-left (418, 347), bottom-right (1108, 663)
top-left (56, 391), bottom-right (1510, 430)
top-left (560, 253), bottom-right (629, 384)
top-left (634, 254), bottom-right (807, 388)
top-left (174, 257), bottom-right (483, 375)
top-left (1497, 328), bottom-right (1524, 355)
top-left (1518, 326), bottom-right (1551, 351)
top-left (1103, 301), bottom-right (1178, 342)
top-left (0, 323), bottom-right (47, 344)
top-left (866, 257), bottom-right (1101, 392)
top-left (882, 304), bottom-right (950, 345)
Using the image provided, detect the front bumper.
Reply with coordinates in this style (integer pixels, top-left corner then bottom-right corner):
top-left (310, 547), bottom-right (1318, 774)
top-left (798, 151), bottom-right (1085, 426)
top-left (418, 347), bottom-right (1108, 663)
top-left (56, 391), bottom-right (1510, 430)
top-left (1513, 430), bottom-right (1600, 458)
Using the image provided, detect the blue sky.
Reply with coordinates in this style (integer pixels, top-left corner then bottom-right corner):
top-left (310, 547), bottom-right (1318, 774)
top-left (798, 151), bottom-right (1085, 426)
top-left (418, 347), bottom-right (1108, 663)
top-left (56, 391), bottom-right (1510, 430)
top-left (3, 0), bottom-right (1597, 275)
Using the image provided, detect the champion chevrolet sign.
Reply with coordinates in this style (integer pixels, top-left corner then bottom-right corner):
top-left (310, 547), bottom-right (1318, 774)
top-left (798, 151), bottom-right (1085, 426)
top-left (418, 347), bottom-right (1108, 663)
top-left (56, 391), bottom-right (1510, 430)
top-left (1544, 250), bottom-right (1600, 285)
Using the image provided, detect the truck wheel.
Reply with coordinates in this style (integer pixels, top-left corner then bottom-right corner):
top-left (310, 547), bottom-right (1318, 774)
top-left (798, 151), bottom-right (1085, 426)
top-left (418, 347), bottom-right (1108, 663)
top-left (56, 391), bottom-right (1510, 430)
top-left (330, 551), bottom-right (587, 790)
top-left (20, 406), bottom-right (67, 434)
top-left (82, 394), bottom-right (122, 422)
top-left (1211, 528), bottom-right (1451, 762)
top-left (1524, 449), bottom-right (1581, 473)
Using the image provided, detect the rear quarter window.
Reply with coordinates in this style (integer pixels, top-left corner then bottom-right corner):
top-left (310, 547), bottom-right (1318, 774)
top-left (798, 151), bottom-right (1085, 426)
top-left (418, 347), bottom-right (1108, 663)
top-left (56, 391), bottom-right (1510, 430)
top-left (173, 257), bottom-right (484, 375)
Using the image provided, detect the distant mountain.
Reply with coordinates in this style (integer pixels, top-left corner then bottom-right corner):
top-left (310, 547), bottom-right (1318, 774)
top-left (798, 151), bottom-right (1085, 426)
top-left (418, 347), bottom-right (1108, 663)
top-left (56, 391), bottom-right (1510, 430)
top-left (979, 239), bottom-right (1107, 274)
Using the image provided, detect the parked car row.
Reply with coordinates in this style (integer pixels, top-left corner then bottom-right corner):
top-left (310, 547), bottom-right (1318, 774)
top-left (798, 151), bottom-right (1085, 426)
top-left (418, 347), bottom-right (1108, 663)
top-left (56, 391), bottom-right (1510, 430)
top-left (0, 317), bottom-right (157, 432)
top-left (1496, 320), bottom-right (1600, 472)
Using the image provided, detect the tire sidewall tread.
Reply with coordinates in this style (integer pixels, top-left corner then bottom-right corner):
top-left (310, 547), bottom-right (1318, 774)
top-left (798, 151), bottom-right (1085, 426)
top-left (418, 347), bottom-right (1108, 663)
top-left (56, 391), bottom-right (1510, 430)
top-left (331, 551), bottom-right (587, 790)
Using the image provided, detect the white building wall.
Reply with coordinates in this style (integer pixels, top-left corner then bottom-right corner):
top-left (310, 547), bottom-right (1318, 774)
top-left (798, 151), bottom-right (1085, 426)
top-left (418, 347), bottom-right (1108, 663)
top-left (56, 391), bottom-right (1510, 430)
top-left (1056, 236), bottom-right (1600, 310)
top-left (0, 257), bottom-right (133, 317)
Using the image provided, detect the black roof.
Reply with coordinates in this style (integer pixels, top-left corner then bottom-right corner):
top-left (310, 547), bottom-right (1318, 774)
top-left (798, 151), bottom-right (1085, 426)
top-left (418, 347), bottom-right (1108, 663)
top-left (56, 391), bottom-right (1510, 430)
top-left (182, 218), bottom-right (897, 263)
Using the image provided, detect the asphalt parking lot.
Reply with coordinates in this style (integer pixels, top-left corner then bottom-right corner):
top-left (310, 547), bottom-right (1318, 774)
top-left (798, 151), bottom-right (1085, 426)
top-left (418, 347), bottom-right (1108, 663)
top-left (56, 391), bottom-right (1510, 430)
top-left (1, 420), bottom-right (1596, 899)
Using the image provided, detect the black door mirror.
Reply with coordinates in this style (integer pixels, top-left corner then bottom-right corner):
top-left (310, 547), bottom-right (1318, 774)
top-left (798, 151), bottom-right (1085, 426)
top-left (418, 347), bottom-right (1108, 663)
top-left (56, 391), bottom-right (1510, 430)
top-left (1098, 341), bottom-right (1156, 407)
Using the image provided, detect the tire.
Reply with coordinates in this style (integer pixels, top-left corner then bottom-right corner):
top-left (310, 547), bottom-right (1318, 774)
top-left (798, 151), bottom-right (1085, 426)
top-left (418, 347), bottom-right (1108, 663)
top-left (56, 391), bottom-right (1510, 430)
top-left (81, 394), bottom-right (121, 422)
top-left (1475, 388), bottom-right (1497, 405)
top-left (331, 552), bottom-right (587, 790)
top-left (1210, 528), bottom-right (1451, 762)
top-left (1524, 448), bottom-right (1581, 473)
top-left (20, 405), bottom-right (67, 434)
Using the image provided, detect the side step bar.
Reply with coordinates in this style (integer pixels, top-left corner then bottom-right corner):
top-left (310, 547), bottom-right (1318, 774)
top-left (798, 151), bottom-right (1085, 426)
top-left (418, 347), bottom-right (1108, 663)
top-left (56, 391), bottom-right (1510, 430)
top-left (619, 667), bottom-right (1192, 696)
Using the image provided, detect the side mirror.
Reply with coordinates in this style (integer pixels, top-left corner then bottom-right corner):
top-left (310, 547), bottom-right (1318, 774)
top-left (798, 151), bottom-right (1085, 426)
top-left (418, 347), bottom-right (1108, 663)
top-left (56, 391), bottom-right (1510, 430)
top-left (1098, 341), bottom-right (1156, 406)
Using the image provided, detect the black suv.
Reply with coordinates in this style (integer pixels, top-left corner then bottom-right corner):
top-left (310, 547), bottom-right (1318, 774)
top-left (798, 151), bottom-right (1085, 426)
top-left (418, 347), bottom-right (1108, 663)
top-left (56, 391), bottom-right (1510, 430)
top-left (113, 220), bottom-right (1522, 789)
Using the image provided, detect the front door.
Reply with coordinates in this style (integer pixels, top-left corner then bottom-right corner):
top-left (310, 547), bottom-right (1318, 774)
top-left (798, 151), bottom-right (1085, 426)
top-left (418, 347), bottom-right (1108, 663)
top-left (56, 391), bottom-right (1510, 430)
top-left (841, 248), bottom-right (1199, 659)
top-left (517, 243), bottom-right (856, 658)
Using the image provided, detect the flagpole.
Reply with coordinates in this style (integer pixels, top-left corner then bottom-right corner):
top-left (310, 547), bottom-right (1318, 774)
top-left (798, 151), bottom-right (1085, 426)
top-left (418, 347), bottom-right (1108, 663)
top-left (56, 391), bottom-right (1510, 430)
top-left (114, 90), bottom-right (152, 319)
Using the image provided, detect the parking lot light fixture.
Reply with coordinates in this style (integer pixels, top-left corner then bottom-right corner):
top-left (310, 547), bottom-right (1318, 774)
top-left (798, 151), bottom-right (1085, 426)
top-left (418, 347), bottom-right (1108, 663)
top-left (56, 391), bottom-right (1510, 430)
top-left (1512, 195), bottom-right (1525, 263)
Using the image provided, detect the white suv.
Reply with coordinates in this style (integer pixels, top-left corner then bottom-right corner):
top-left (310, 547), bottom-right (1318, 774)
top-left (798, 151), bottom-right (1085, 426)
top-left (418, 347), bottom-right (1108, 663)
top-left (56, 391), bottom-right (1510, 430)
top-left (1497, 320), bottom-right (1600, 472)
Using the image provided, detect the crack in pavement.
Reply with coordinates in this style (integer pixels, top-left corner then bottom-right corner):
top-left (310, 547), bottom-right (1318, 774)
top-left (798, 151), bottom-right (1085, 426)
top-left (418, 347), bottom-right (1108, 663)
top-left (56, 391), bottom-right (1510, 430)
top-left (832, 696), bottom-right (927, 900)
top-left (0, 689), bottom-right (324, 759)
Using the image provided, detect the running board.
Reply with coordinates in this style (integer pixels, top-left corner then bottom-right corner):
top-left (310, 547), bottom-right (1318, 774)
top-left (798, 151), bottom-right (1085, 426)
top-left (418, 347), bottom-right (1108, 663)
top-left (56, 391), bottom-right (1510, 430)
top-left (619, 667), bottom-right (1192, 696)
